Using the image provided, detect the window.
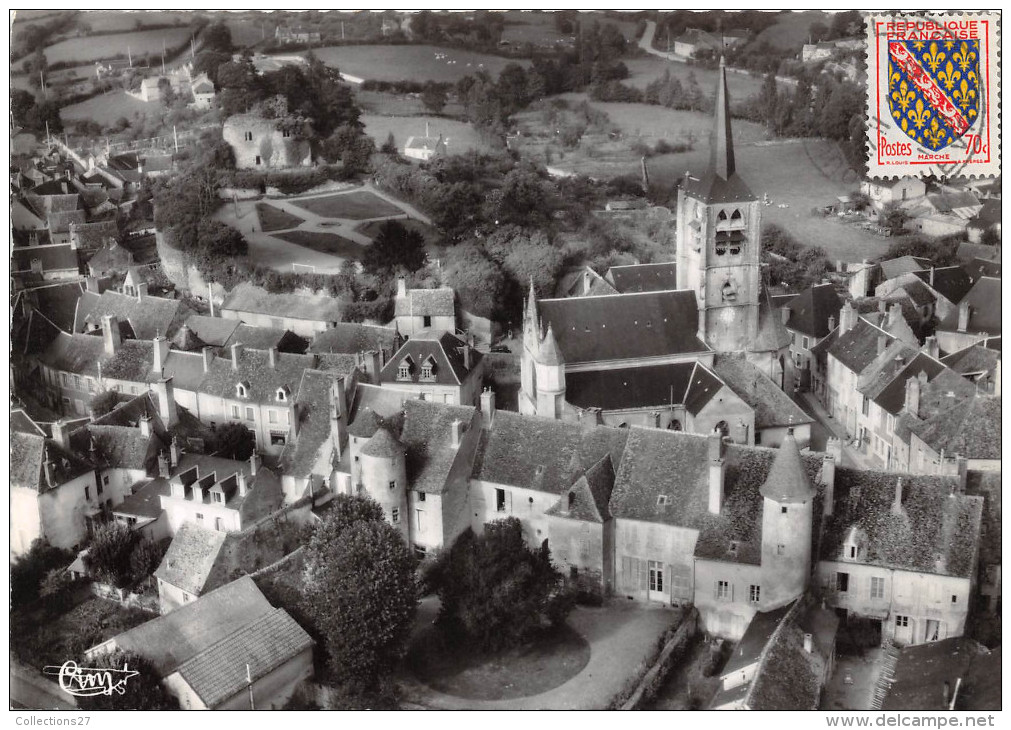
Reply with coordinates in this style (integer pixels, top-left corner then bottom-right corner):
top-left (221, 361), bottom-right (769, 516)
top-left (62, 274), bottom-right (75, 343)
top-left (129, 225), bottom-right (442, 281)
top-left (802, 336), bottom-right (810, 349)
top-left (657, 495), bottom-right (669, 507)
top-left (61, 373), bottom-right (69, 386)
top-left (423, 315), bottom-right (432, 328)
top-left (568, 492), bottom-right (576, 511)
top-left (276, 388), bottom-right (287, 402)
top-left (184, 593), bottom-right (191, 603)
top-left (282, 129), bottom-right (290, 138)
top-left (495, 488), bottom-right (507, 513)
top-left (421, 364), bottom-right (434, 380)
top-left (716, 580), bottom-right (730, 600)
top-left (212, 492), bottom-right (223, 504)
top-left (777, 544), bottom-right (785, 555)
top-left (269, 410), bottom-right (277, 424)
top-left (836, 572), bottom-right (850, 593)
top-left (231, 405), bottom-right (240, 418)
top-left (951, 595), bottom-right (958, 604)
top-left (389, 480), bottom-right (397, 490)
top-left (392, 508), bottom-right (400, 524)
top-left (781, 506), bottom-right (788, 514)
top-left (270, 432), bottom-right (287, 446)
top-left (215, 517), bottom-right (224, 531)
top-left (74, 375), bottom-right (82, 389)
top-left (749, 585), bottom-right (761, 603)
top-left (862, 397), bottom-right (870, 417)
top-left (849, 546), bottom-right (858, 559)
top-left (648, 561), bottom-right (664, 593)
top-left (246, 407), bottom-right (255, 421)
top-left (415, 509), bottom-right (424, 531)
top-left (236, 384), bottom-right (247, 398)
top-left (87, 378), bottom-right (96, 394)
top-left (196, 513), bottom-right (204, 521)
top-left (255, 155), bottom-right (262, 165)
top-left (398, 363), bottom-right (411, 380)
top-left (103, 475), bottom-right (110, 486)
top-left (97, 480), bottom-right (104, 496)
top-left (870, 576), bottom-right (885, 599)
top-left (895, 615), bottom-right (909, 627)
top-left (85, 486), bottom-right (91, 501)
top-left (417, 492), bottom-right (426, 503)
top-left (244, 131), bottom-right (253, 141)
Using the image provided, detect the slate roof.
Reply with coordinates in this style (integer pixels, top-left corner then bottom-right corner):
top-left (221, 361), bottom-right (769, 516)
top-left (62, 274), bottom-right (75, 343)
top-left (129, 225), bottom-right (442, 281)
top-left (544, 454), bottom-right (616, 523)
top-left (394, 287), bottom-right (455, 318)
top-left (827, 319), bottom-right (895, 374)
top-left (882, 638), bottom-right (989, 711)
top-left (222, 283), bottom-right (344, 322)
top-left (941, 343), bottom-right (1000, 380)
top-left (683, 362), bottom-right (724, 415)
top-left (175, 608), bottom-right (313, 709)
top-left (886, 278), bottom-right (935, 308)
top-left (867, 352), bottom-right (950, 416)
top-left (913, 395), bottom-right (1001, 460)
top-left (76, 289), bottom-right (188, 340)
top-left (114, 478), bottom-right (170, 519)
top-left (86, 241), bottom-right (135, 274)
top-left (537, 290), bottom-right (707, 364)
top-left (380, 332), bottom-right (481, 386)
top-left (473, 410), bottom-right (629, 495)
top-left (154, 522), bottom-right (228, 595)
top-left (309, 323), bottom-right (396, 355)
top-left (198, 349), bottom-right (317, 403)
top-left (87, 424), bottom-right (159, 470)
top-left (101, 576), bottom-right (273, 677)
top-left (912, 266), bottom-right (973, 305)
top-left (565, 361), bottom-right (696, 411)
top-left (747, 606), bottom-right (831, 711)
top-left (346, 384), bottom-right (412, 439)
top-left (10, 409), bottom-right (46, 436)
top-left (712, 354), bottom-right (812, 428)
top-left (278, 369), bottom-right (336, 480)
top-left (11, 432), bottom-right (93, 494)
top-left (607, 262), bottom-right (679, 294)
top-left (11, 243), bottom-right (79, 274)
top-left (758, 429), bottom-right (815, 502)
top-left (820, 469), bottom-right (983, 578)
top-left (71, 219), bottom-right (119, 249)
top-left (938, 277), bottom-right (1001, 336)
top-left (400, 399), bottom-right (477, 494)
top-left (361, 426), bottom-right (404, 459)
top-left (879, 256), bottom-right (930, 280)
top-left (181, 315), bottom-right (240, 348)
top-left (784, 283), bottom-right (843, 339)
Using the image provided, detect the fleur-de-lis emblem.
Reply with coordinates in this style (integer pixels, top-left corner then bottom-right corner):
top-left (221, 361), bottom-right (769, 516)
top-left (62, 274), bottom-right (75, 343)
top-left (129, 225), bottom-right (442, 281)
top-left (937, 60), bottom-right (960, 91)
top-left (908, 98), bottom-right (931, 130)
top-left (891, 80), bottom-right (916, 112)
top-left (924, 118), bottom-right (947, 149)
top-left (953, 42), bottom-right (977, 72)
top-left (889, 69), bottom-right (902, 91)
top-left (923, 42), bottom-right (945, 73)
top-left (953, 78), bottom-right (977, 110)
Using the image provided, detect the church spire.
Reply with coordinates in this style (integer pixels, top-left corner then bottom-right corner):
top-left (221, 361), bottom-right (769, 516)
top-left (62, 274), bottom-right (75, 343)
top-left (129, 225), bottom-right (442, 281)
top-left (711, 57), bottom-right (735, 181)
top-left (526, 276), bottom-right (538, 319)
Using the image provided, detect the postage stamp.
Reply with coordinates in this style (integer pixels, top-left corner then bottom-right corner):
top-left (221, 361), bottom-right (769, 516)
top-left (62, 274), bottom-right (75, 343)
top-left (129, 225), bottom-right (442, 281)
top-left (865, 12), bottom-right (1001, 179)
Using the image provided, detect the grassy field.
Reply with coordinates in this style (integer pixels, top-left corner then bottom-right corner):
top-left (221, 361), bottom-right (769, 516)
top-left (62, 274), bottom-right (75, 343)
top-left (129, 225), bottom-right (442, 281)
top-left (225, 16), bottom-right (274, 48)
top-left (290, 190), bottom-right (404, 220)
top-left (309, 44), bottom-right (529, 83)
top-left (60, 89), bottom-right (157, 125)
top-left (361, 114), bottom-right (489, 156)
top-left (274, 230), bottom-right (366, 259)
top-left (356, 90), bottom-right (467, 118)
top-left (356, 218), bottom-right (440, 243)
top-left (79, 11), bottom-right (193, 32)
top-left (621, 56), bottom-right (766, 103)
top-left (256, 202), bottom-right (305, 232)
top-left (44, 26), bottom-right (193, 64)
top-left (750, 10), bottom-right (830, 51)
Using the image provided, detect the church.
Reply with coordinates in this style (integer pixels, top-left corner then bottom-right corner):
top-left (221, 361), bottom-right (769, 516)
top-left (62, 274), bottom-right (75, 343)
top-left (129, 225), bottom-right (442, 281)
top-left (520, 59), bottom-right (799, 447)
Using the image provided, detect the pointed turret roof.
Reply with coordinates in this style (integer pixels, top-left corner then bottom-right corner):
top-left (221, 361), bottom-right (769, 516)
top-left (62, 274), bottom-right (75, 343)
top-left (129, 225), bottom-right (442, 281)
top-left (682, 57), bottom-right (755, 205)
top-left (759, 428), bottom-right (815, 502)
top-left (360, 425), bottom-right (404, 458)
top-left (539, 323), bottom-right (564, 366)
top-left (526, 276), bottom-right (538, 319)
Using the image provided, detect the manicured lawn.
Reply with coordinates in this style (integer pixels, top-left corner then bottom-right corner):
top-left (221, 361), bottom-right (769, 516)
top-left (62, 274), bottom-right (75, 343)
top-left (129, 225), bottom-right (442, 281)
top-left (361, 114), bottom-right (488, 156)
top-left (407, 624), bottom-right (591, 701)
top-left (289, 191), bottom-right (403, 220)
top-left (43, 26), bottom-right (193, 64)
top-left (256, 202), bottom-right (305, 232)
top-left (308, 44), bottom-right (529, 84)
top-left (274, 230), bottom-right (367, 259)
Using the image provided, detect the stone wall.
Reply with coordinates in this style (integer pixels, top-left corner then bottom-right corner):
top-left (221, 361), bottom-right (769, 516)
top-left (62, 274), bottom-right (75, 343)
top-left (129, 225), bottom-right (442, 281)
top-left (154, 229), bottom-right (227, 305)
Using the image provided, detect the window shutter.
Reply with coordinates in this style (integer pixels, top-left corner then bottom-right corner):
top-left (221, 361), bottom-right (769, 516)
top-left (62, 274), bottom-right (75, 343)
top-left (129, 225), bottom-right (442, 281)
top-left (714, 580), bottom-right (719, 599)
top-left (638, 560), bottom-right (648, 590)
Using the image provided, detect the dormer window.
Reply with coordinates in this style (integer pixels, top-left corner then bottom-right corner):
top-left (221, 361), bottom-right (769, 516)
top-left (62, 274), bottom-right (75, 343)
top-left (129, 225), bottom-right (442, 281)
top-left (420, 357), bottom-right (436, 381)
top-left (236, 381), bottom-right (250, 399)
top-left (656, 495), bottom-right (669, 507)
top-left (397, 357), bottom-right (413, 380)
top-left (244, 131), bottom-right (253, 141)
top-left (276, 386), bottom-right (289, 402)
top-left (282, 129), bottom-right (291, 138)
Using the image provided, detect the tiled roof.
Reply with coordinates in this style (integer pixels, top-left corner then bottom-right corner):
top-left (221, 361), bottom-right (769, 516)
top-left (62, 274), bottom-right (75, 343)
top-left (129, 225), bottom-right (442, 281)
top-left (87, 424), bottom-right (159, 470)
top-left (114, 478), bottom-right (170, 519)
top-left (784, 283), bottom-right (843, 339)
top-left (866, 352), bottom-right (949, 415)
top-left (912, 266), bottom-right (973, 305)
top-left (472, 410), bottom-right (629, 495)
top-left (938, 277), bottom-right (1001, 336)
top-left (564, 361), bottom-right (696, 411)
top-left (103, 576), bottom-right (273, 677)
top-left (222, 282), bottom-right (344, 322)
top-left (11, 243), bottom-right (79, 274)
top-left (347, 384), bottom-right (412, 439)
top-left (544, 454), bottom-right (616, 523)
top-left (71, 220), bottom-right (119, 249)
top-left (927, 190), bottom-right (980, 213)
top-left (721, 604), bottom-right (792, 676)
top-left (86, 242), bottom-right (135, 274)
top-left (882, 637), bottom-right (988, 710)
top-left (683, 362), bottom-right (724, 415)
top-left (279, 369), bottom-right (336, 480)
top-left (47, 209), bottom-right (87, 234)
top-left (942, 342), bottom-right (1000, 379)
top-left (154, 522), bottom-right (228, 596)
top-left (11, 432), bottom-right (93, 494)
top-left (820, 469), bottom-right (983, 578)
top-left (175, 608), bottom-right (313, 709)
top-left (828, 319), bottom-right (894, 375)
top-left (230, 324), bottom-right (304, 353)
top-left (747, 605), bottom-right (831, 711)
top-left (712, 354), bottom-right (812, 428)
top-left (181, 315), bottom-right (240, 347)
top-left (400, 399), bottom-right (478, 494)
top-left (198, 349), bottom-right (317, 403)
top-left (360, 425), bottom-right (404, 458)
top-left (171, 323), bottom-right (209, 352)
top-left (77, 289), bottom-right (189, 340)
top-left (26, 281), bottom-right (86, 332)
top-left (537, 290), bottom-right (708, 364)
top-left (394, 287), bottom-right (455, 317)
top-left (10, 409), bottom-right (46, 436)
top-left (913, 395), bottom-right (1001, 460)
top-left (879, 256), bottom-right (930, 280)
top-left (964, 257), bottom-right (1001, 282)
top-left (606, 262), bottom-right (679, 294)
top-left (888, 278), bottom-right (935, 307)
top-left (404, 136), bottom-right (444, 152)
top-left (309, 323), bottom-right (396, 355)
top-left (380, 332), bottom-right (481, 386)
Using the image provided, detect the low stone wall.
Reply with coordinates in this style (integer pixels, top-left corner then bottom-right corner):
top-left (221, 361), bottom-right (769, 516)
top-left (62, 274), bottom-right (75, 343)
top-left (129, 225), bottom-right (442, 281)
top-left (91, 581), bottom-right (160, 613)
top-left (617, 607), bottom-right (700, 710)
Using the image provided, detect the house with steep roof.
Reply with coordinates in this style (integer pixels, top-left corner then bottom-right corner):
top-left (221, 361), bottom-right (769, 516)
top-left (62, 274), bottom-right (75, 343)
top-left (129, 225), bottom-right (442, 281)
top-left (75, 284), bottom-right (191, 341)
top-left (712, 353), bottom-right (812, 447)
top-left (10, 240), bottom-right (81, 281)
top-left (393, 279), bottom-right (456, 336)
top-left (190, 73), bottom-right (215, 110)
top-left (221, 282), bottom-right (344, 338)
top-left (154, 522), bottom-right (229, 610)
top-left (87, 576), bottom-right (314, 710)
top-left (779, 283), bottom-right (843, 395)
top-left (404, 133), bottom-right (447, 162)
top-left (309, 322), bottom-right (397, 365)
top-left (554, 266), bottom-right (618, 298)
top-left (935, 276), bottom-right (1001, 354)
top-left (86, 240), bottom-right (135, 277)
top-left (899, 396), bottom-right (1001, 476)
top-left (963, 255), bottom-right (1001, 284)
top-left (379, 330), bottom-right (484, 407)
top-left (941, 341), bottom-right (1001, 394)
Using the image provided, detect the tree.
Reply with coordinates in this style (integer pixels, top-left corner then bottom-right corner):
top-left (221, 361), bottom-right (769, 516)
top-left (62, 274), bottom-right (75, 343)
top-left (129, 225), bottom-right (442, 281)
top-left (420, 83), bottom-right (447, 114)
top-left (981, 227), bottom-right (1000, 247)
top-left (441, 244), bottom-right (506, 320)
top-left (201, 20), bottom-right (234, 54)
top-left (90, 390), bottom-right (122, 417)
top-left (878, 236), bottom-right (960, 267)
top-left (381, 132), bottom-right (397, 155)
top-left (322, 125), bottom-right (375, 174)
top-left (361, 220), bottom-right (427, 276)
top-left (76, 651), bottom-right (178, 710)
top-left (129, 539), bottom-right (167, 585)
top-left (196, 219), bottom-right (247, 259)
top-left (11, 540), bottom-right (74, 609)
top-left (430, 518), bottom-right (571, 652)
top-left (211, 422), bottom-right (255, 461)
top-left (86, 523), bottom-right (137, 588)
top-left (302, 496), bottom-right (417, 688)
top-left (879, 202), bottom-right (909, 235)
top-left (808, 21), bottom-right (829, 43)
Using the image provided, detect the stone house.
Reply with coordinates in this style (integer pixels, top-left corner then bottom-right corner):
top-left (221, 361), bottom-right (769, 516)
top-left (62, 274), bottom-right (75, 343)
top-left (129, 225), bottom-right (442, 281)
top-left (379, 330), bottom-right (484, 407)
top-left (222, 114), bottom-right (312, 169)
top-left (393, 280), bottom-right (456, 336)
top-left (221, 283), bottom-right (345, 339)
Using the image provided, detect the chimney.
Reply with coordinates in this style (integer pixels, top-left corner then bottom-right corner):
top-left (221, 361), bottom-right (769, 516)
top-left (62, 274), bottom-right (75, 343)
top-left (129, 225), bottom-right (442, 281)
top-left (480, 387), bottom-right (496, 429)
top-left (877, 334), bottom-right (887, 355)
top-left (201, 346), bottom-right (214, 373)
top-left (780, 306), bottom-right (790, 325)
top-left (268, 346), bottom-right (278, 369)
top-left (957, 301), bottom-right (971, 333)
top-left (43, 458), bottom-right (56, 488)
top-left (803, 633), bottom-right (814, 654)
top-left (153, 335), bottom-right (170, 376)
top-left (929, 267), bottom-right (936, 287)
top-left (839, 301), bottom-right (857, 335)
top-left (579, 407), bottom-right (603, 430)
top-left (396, 277), bottom-right (407, 298)
top-left (878, 299), bottom-right (887, 315)
top-left (157, 451), bottom-right (170, 478)
top-left (170, 436), bottom-right (180, 468)
top-left (136, 282), bottom-right (148, 301)
top-left (463, 343), bottom-right (472, 370)
top-left (925, 336), bottom-right (939, 359)
top-left (828, 314), bottom-right (836, 332)
top-left (102, 315), bottom-right (121, 356)
top-left (237, 470), bottom-right (248, 497)
top-left (821, 453), bottom-right (836, 516)
top-left (85, 276), bottom-right (100, 293)
top-left (887, 303), bottom-right (903, 329)
top-left (708, 430), bottom-right (726, 515)
top-left (250, 452), bottom-right (259, 476)
top-left (943, 681), bottom-right (951, 709)
top-left (450, 419), bottom-right (464, 448)
top-left (956, 457), bottom-right (968, 493)
top-left (152, 377), bottom-right (178, 427)
top-left (903, 373), bottom-right (921, 415)
top-left (139, 413), bottom-right (151, 437)
top-left (51, 419), bottom-right (69, 448)
top-left (891, 477), bottom-right (904, 514)
top-left (230, 343), bottom-right (243, 370)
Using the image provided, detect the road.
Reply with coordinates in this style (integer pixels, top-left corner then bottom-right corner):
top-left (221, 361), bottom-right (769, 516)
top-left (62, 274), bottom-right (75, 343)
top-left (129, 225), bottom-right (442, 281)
top-left (637, 20), bottom-right (797, 87)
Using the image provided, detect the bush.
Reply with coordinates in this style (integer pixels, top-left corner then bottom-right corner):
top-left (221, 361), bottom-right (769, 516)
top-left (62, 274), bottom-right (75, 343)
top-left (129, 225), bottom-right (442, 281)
top-left (12, 540), bottom-right (75, 609)
top-left (129, 539), bottom-right (167, 585)
top-left (86, 523), bottom-right (137, 589)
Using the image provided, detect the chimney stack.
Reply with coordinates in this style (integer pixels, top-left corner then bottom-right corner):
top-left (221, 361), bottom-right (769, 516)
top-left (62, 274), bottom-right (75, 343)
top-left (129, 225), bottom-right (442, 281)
top-left (51, 419), bottom-right (69, 448)
top-left (237, 470), bottom-right (248, 497)
top-left (139, 413), bottom-right (151, 437)
top-left (878, 299), bottom-right (887, 315)
top-left (578, 407), bottom-right (603, 431)
top-left (250, 452), bottom-right (259, 476)
top-left (839, 301), bottom-right (857, 335)
top-left (201, 346), bottom-right (214, 373)
top-left (957, 301), bottom-right (971, 333)
top-left (480, 387), bottom-right (496, 429)
top-left (708, 429), bottom-right (726, 515)
top-left (463, 343), bottom-right (472, 370)
top-left (821, 452), bottom-right (836, 516)
top-left (803, 633), bottom-right (814, 654)
top-left (136, 282), bottom-right (148, 301)
top-left (903, 373), bottom-right (922, 415)
top-left (153, 335), bottom-right (170, 377)
top-left (153, 377), bottom-right (178, 427)
top-left (925, 336), bottom-right (939, 359)
top-left (450, 419), bottom-right (464, 449)
top-left (158, 451), bottom-right (170, 478)
top-left (102, 315), bottom-right (121, 357)
top-left (396, 277), bottom-right (407, 298)
top-left (170, 436), bottom-right (180, 468)
top-left (43, 458), bottom-right (56, 488)
top-left (230, 343), bottom-right (243, 370)
top-left (877, 334), bottom-right (887, 355)
top-left (891, 477), bottom-right (904, 514)
top-left (268, 346), bottom-right (278, 369)
top-left (828, 314), bottom-right (836, 332)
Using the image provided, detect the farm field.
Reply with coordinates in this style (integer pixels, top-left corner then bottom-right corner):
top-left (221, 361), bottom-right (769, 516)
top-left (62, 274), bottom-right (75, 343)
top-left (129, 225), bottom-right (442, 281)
top-left (256, 203), bottom-right (305, 232)
top-left (308, 44), bottom-right (529, 83)
top-left (43, 26), bottom-right (193, 64)
top-left (289, 191), bottom-right (404, 220)
top-left (60, 89), bottom-right (158, 125)
top-left (361, 114), bottom-right (489, 156)
top-left (750, 10), bottom-right (830, 51)
top-left (226, 16), bottom-right (275, 47)
top-left (79, 11), bottom-right (193, 32)
top-left (621, 56), bottom-right (765, 102)
top-left (356, 90), bottom-right (466, 118)
top-left (274, 230), bottom-right (366, 259)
